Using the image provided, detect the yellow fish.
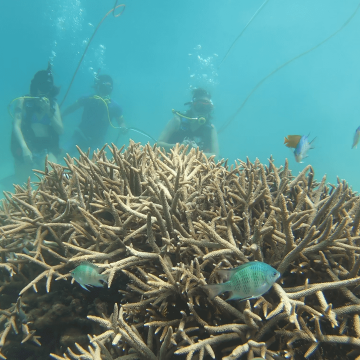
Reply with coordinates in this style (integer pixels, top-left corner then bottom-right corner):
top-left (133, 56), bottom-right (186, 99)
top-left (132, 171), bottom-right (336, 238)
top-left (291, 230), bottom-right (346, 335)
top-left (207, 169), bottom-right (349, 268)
top-left (284, 135), bottom-right (302, 148)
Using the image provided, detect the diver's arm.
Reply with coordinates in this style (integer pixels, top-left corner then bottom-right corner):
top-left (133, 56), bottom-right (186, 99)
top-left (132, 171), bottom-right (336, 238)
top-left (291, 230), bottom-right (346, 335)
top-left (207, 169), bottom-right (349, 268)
top-left (12, 99), bottom-right (32, 161)
top-left (203, 125), bottom-right (219, 159)
top-left (116, 115), bottom-right (126, 127)
top-left (51, 103), bottom-right (64, 135)
top-left (62, 101), bottom-right (82, 118)
top-left (116, 115), bottom-right (128, 133)
top-left (157, 116), bottom-right (181, 152)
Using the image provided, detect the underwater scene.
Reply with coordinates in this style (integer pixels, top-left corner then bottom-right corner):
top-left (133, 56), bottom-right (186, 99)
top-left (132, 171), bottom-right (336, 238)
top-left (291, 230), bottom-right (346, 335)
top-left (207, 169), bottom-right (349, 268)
top-left (1, 0), bottom-right (360, 359)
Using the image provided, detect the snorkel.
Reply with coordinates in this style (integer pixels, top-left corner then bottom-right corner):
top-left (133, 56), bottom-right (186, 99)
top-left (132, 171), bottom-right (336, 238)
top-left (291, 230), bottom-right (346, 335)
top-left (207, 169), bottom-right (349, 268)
top-left (172, 109), bottom-right (207, 125)
top-left (174, 92), bottom-right (213, 125)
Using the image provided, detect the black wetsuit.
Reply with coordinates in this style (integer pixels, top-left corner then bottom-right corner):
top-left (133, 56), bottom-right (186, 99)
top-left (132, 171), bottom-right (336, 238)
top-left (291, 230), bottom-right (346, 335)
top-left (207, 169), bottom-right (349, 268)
top-left (64, 95), bottom-right (123, 152)
top-left (168, 116), bottom-right (213, 153)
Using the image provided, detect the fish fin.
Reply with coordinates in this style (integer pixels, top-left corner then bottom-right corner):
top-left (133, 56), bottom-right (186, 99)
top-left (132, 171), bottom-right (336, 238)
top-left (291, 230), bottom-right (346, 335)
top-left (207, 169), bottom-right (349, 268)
top-left (93, 281), bottom-right (105, 288)
top-left (309, 136), bottom-right (316, 146)
top-left (241, 295), bottom-right (258, 301)
top-left (218, 262), bottom-right (257, 282)
top-left (232, 262), bottom-right (257, 271)
top-left (227, 291), bottom-right (247, 301)
top-left (80, 261), bottom-right (100, 272)
top-left (202, 282), bottom-right (229, 299)
top-left (95, 275), bottom-right (108, 287)
top-left (284, 137), bottom-right (289, 145)
top-left (228, 293), bottom-right (255, 301)
top-left (218, 262), bottom-right (263, 282)
top-left (80, 284), bottom-right (90, 291)
top-left (216, 268), bottom-right (240, 282)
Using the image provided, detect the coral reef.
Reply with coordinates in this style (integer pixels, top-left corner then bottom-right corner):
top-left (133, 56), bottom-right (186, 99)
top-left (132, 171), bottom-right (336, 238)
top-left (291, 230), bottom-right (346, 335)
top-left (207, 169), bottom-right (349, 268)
top-left (0, 141), bottom-right (360, 359)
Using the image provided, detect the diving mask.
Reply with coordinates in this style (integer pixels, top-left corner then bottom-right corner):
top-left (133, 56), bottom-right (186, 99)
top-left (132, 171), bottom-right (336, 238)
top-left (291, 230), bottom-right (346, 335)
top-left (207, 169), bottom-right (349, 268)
top-left (94, 73), bottom-right (113, 96)
top-left (192, 99), bottom-right (213, 114)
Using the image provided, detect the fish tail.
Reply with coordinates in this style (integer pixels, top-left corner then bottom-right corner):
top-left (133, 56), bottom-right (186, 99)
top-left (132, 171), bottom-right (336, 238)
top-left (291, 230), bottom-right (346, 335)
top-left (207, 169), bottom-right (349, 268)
top-left (101, 274), bottom-right (108, 283)
top-left (202, 283), bottom-right (227, 299)
top-left (284, 137), bottom-right (289, 145)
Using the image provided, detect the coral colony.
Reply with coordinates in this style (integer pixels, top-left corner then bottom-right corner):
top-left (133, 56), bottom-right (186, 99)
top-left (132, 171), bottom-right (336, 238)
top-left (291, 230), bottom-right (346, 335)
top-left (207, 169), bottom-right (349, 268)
top-left (0, 141), bottom-right (360, 359)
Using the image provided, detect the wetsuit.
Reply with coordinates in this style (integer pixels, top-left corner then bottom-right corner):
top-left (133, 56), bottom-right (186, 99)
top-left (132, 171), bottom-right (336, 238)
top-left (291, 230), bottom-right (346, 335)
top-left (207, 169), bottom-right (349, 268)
top-left (66, 95), bottom-right (122, 151)
top-left (168, 116), bottom-right (213, 153)
top-left (11, 98), bottom-right (60, 162)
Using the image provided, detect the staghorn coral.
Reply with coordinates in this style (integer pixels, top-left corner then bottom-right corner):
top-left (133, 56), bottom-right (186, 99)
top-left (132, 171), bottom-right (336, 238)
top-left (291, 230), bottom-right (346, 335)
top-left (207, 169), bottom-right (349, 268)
top-left (0, 141), bottom-right (359, 359)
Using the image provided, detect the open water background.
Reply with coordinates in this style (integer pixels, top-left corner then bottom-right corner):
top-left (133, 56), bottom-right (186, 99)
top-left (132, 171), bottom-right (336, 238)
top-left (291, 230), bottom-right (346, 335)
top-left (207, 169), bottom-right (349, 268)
top-left (0, 0), bottom-right (360, 193)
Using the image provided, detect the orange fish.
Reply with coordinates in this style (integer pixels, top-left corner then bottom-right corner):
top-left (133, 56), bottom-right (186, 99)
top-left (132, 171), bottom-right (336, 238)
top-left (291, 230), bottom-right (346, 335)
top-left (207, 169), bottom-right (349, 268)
top-left (284, 135), bottom-right (302, 148)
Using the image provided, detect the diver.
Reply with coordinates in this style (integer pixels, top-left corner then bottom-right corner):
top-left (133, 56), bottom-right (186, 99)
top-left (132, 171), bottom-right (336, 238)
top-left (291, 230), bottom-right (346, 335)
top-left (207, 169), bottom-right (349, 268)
top-left (62, 74), bottom-right (127, 154)
top-left (157, 88), bottom-right (219, 158)
top-left (10, 63), bottom-right (63, 181)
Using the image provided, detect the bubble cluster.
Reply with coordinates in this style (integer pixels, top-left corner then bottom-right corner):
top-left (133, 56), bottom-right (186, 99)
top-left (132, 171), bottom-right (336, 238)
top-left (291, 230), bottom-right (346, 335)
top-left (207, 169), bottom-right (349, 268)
top-left (87, 44), bottom-right (107, 74)
top-left (188, 44), bottom-right (219, 90)
top-left (47, 0), bottom-right (85, 40)
top-left (49, 49), bottom-right (57, 63)
top-left (44, 1), bottom-right (107, 76)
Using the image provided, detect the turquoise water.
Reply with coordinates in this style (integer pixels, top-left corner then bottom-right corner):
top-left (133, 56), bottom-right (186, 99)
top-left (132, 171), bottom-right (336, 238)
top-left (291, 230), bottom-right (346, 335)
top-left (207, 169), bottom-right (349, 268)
top-left (1, 0), bottom-right (360, 193)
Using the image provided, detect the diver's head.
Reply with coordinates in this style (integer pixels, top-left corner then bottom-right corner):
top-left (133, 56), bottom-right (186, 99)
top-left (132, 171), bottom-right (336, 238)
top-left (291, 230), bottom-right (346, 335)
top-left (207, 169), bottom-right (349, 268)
top-left (30, 63), bottom-right (60, 98)
top-left (94, 74), bottom-right (113, 97)
top-left (187, 88), bottom-right (213, 118)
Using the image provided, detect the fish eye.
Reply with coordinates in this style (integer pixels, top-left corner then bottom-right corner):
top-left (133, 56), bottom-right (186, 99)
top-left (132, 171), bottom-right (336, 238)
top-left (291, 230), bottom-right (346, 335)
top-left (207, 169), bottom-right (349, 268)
top-left (273, 271), bottom-right (278, 277)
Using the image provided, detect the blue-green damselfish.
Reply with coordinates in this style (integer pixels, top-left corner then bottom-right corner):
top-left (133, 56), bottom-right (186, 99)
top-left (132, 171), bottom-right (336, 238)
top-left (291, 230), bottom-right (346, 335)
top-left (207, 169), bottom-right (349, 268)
top-left (203, 261), bottom-right (280, 301)
top-left (71, 263), bottom-right (108, 291)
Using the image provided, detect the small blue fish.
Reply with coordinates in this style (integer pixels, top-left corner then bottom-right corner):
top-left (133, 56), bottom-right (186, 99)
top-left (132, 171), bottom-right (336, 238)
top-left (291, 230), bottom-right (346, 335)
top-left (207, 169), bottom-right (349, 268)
top-left (71, 263), bottom-right (107, 291)
top-left (203, 261), bottom-right (280, 301)
top-left (352, 126), bottom-right (360, 149)
top-left (294, 134), bottom-right (315, 163)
